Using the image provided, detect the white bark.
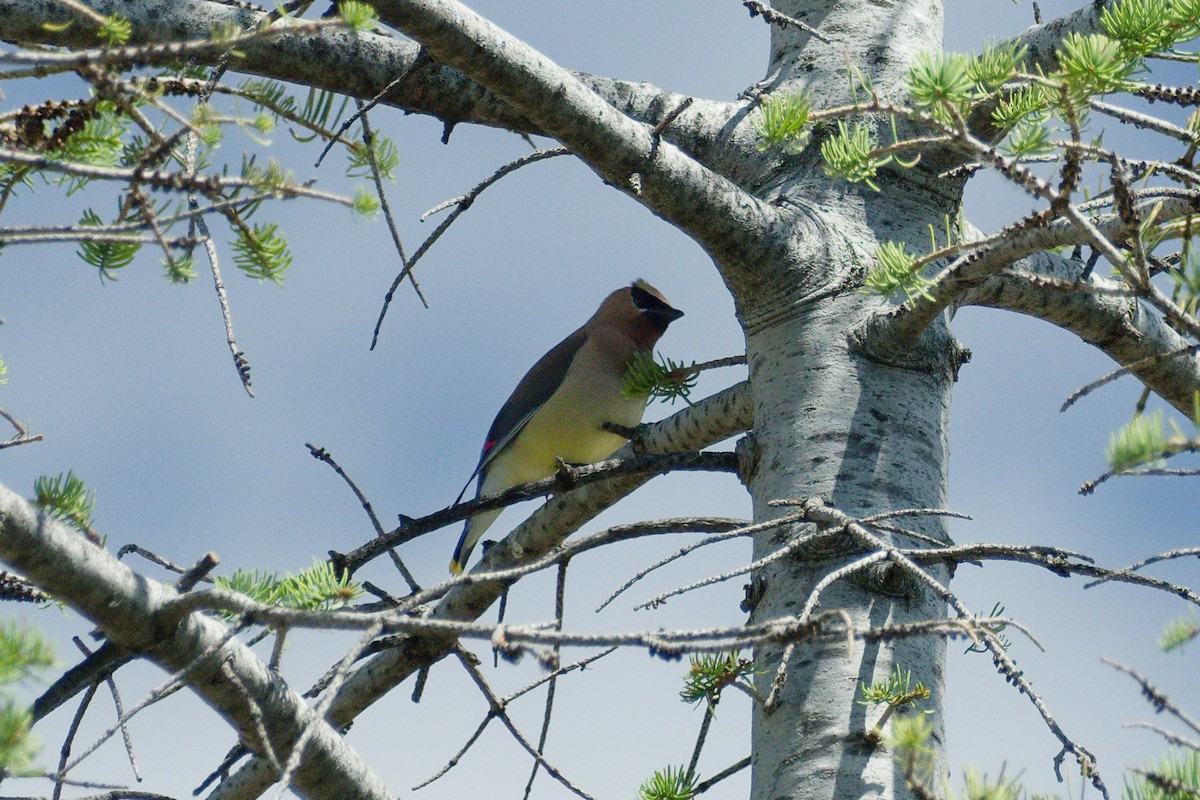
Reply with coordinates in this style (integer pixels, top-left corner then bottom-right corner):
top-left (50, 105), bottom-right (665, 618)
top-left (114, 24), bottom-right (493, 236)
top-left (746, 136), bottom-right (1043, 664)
top-left (962, 252), bottom-right (1200, 415)
top-left (736, 3), bottom-right (956, 792)
top-left (210, 382), bottom-right (753, 800)
top-left (735, 181), bottom-right (961, 800)
top-left (1011, 0), bottom-right (1117, 73)
top-left (0, 485), bottom-right (394, 800)
top-left (746, 289), bottom-right (956, 800)
top-left (767, 0), bottom-right (942, 102)
top-left (1, 1), bottom-right (1197, 799)
top-left (0, 0), bottom-right (737, 145)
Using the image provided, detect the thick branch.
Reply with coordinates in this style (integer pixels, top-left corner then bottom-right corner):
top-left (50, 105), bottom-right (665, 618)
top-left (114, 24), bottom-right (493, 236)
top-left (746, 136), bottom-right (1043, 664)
top-left (0, 0), bottom-right (739, 166)
top-left (1008, 0), bottom-right (1114, 74)
top-left (962, 2), bottom-right (1114, 140)
top-left (0, 485), bottom-right (393, 800)
top-left (369, 0), bottom-right (780, 272)
top-left (959, 251), bottom-right (1200, 416)
top-left (867, 194), bottom-right (1200, 348)
top-left (0, 0), bottom-right (517, 132)
top-left (209, 380), bottom-right (753, 800)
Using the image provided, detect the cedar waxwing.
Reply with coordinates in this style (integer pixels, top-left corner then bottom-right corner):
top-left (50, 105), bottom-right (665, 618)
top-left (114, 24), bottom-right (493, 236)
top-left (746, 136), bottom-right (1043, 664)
top-left (450, 280), bottom-right (684, 574)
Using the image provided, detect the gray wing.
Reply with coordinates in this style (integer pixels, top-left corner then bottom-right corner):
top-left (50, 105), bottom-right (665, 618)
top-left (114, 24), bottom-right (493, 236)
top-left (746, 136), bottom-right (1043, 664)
top-left (454, 327), bottom-right (588, 502)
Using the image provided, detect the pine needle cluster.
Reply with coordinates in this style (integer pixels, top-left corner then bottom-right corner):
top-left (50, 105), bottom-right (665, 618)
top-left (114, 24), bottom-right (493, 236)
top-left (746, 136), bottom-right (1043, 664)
top-left (0, 623), bottom-right (54, 772)
top-left (637, 764), bottom-right (697, 800)
top-left (214, 559), bottom-right (362, 616)
top-left (678, 650), bottom-right (753, 705)
top-left (33, 471), bottom-right (96, 534)
top-left (623, 351), bottom-right (699, 405)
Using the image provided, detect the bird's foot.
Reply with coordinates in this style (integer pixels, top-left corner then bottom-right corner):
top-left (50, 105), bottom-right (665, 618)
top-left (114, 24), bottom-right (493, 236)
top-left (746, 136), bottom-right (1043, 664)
top-left (601, 421), bottom-right (648, 454)
top-left (553, 457), bottom-right (582, 490)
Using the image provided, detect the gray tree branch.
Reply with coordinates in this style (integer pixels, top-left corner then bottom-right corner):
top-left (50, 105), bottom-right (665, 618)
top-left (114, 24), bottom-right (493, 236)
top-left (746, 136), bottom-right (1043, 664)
top-left (1009, 0), bottom-right (1115, 74)
top-left (0, 0), bottom-right (742, 169)
top-left (959, 250), bottom-right (1200, 416)
top-left (367, 0), bottom-right (782, 279)
top-left (867, 194), bottom-right (1200, 353)
top-left (207, 380), bottom-right (753, 800)
top-left (0, 485), bottom-right (393, 800)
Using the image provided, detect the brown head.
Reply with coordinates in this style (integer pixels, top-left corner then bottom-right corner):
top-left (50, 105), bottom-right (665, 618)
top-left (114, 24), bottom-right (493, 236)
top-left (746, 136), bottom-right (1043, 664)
top-left (589, 279), bottom-right (684, 349)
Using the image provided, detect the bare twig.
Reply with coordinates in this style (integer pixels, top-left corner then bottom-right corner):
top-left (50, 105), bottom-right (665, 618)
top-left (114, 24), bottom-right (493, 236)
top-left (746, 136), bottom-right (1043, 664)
top-left (799, 498), bottom-right (1107, 797)
top-left (651, 97), bottom-right (695, 137)
top-left (48, 0), bottom-right (108, 25)
top-left (416, 647), bottom-right (617, 791)
top-left (634, 512), bottom-right (826, 609)
top-left (0, 570), bottom-right (50, 603)
top-left (115, 544), bottom-right (190, 576)
top-left (686, 702), bottom-right (716, 780)
top-left (741, 1), bottom-right (831, 43)
top-left (1125, 721), bottom-right (1200, 752)
top-left (0, 146), bottom-right (349, 204)
top-left (223, 662), bottom-right (282, 776)
top-left (1085, 547), bottom-right (1200, 589)
top-left (73, 638), bottom-right (141, 782)
top-left (0, 18), bottom-right (348, 72)
top-left (1081, 438), bottom-right (1200, 495)
top-left (762, 640), bottom-right (797, 714)
top-left (522, 560), bottom-right (569, 799)
top-left (271, 619), bottom-right (385, 800)
top-left (1091, 98), bottom-right (1200, 147)
top-left (371, 147), bottom-right (569, 349)
top-left (52, 674), bottom-right (100, 800)
top-left (356, 100), bottom-right (427, 308)
top-left (182, 125), bottom-right (254, 397)
top-left (694, 756), bottom-right (751, 794)
top-left (0, 404), bottom-right (43, 449)
top-left (1131, 768), bottom-right (1200, 800)
top-left (176, 584), bottom-right (1009, 656)
top-left (1063, 343), bottom-right (1200, 411)
top-left (1103, 658), bottom-right (1200, 737)
top-left (596, 519), bottom-right (750, 612)
top-left (333, 450), bottom-right (739, 575)
top-left (306, 443), bottom-right (420, 592)
top-left (412, 713), bottom-right (494, 790)
top-left (453, 647), bottom-right (596, 800)
top-left (61, 625), bottom-right (243, 774)
top-left (315, 49), bottom-right (429, 169)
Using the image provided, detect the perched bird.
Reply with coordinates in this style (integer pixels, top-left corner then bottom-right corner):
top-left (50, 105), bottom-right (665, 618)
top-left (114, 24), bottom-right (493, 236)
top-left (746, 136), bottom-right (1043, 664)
top-left (450, 280), bottom-right (684, 574)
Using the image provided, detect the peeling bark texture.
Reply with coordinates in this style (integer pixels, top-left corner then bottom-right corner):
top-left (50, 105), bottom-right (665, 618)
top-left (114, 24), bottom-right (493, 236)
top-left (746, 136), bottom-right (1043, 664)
top-left (0, 485), bottom-right (395, 800)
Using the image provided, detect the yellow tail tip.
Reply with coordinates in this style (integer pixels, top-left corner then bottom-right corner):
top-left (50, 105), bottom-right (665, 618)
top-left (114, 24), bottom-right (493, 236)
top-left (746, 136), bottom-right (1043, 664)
top-left (449, 560), bottom-right (464, 576)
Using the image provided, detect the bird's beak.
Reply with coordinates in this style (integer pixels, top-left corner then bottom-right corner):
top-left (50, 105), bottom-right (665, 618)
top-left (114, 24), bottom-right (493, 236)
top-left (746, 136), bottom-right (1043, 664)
top-left (658, 306), bottom-right (684, 324)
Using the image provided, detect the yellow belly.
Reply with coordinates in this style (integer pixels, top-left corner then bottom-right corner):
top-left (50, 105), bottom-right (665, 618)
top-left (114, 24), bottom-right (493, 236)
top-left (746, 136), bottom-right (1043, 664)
top-left (482, 379), bottom-right (645, 493)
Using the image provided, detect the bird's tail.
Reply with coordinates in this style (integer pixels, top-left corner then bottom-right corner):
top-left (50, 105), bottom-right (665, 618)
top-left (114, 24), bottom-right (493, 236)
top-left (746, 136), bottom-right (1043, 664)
top-left (450, 507), bottom-right (502, 574)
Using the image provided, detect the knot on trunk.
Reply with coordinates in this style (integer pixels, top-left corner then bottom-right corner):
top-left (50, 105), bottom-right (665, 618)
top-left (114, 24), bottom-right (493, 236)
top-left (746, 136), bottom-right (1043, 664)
top-left (857, 557), bottom-right (922, 598)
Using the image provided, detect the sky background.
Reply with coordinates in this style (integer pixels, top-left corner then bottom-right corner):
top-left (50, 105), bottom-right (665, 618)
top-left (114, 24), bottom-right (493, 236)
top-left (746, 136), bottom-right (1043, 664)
top-left (0, 1), bottom-right (1196, 798)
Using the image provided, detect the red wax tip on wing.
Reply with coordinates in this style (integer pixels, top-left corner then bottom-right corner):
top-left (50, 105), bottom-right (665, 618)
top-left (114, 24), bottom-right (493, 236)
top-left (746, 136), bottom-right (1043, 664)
top-left (483, 439), bottom-right (497, 452)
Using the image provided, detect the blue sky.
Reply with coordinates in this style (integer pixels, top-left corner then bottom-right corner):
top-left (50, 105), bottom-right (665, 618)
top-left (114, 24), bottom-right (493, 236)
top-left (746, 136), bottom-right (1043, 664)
top-left (0, 1), bottom-right (1196, 798)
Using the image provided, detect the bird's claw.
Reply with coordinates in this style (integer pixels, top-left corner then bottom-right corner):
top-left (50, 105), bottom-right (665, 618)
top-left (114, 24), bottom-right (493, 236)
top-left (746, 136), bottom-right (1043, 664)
top-left (554, 457), bottom-right (582, 489)
top-left (602, 421), bottom-right (648, 454)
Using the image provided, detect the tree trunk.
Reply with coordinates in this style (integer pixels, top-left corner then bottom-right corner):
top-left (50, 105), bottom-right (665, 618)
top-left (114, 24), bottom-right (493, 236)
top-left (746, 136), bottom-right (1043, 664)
top-left (10, 0), bottom-right (1181, 798)
top-left (745, 292), bottom-right (958, 799)
top-left (737, 3), bottom-right (959, 797)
